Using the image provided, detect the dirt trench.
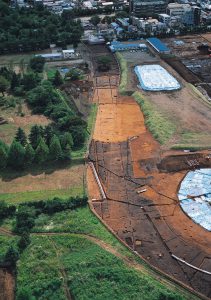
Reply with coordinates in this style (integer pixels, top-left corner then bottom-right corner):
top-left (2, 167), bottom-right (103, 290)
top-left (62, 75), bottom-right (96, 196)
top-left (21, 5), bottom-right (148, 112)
top-left (0, 268), bottom-right (15, 300)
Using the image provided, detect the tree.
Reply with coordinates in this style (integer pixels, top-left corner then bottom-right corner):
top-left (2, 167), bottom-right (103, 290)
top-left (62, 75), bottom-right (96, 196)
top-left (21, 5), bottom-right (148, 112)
top-left (97, 56), bottom-right (112, 71)
top-left (34, 137), bottom-right (49, 164)
top-left (90, 15), bottom-right (101, 26)
top-left (0, 201), bottom-right (16, 219)
top-left (71, 126), bottom-right (86, 148)
top-left (10, 72), bottom-right (20, 91)
top-left (115, 11), bottom-right (128, 18)
top-left (0, 76), bottom-right (9, 96)
top-left (49, 135), bottom-right (63, 161)
top-left (21, 72), bottom-right (40, 91)
top-left (0, 146), bottom-right (8, 169)
top-left (15, 127), bottom-right (27, 146)
top-left (8, 140), bottom-right (25, 169)
top-left (0, 140), bottom-right (8, 169)
top-left (65, 68), bottom-right (81, 81)
top-left (60, 132), bottom-right (74, 150)
top-left (4, 246), bottom-right (19, 267)
top-left (14, 206), bottom-right (35, 234)
top-left (62, 143), bottom-right (71, 161)
top-left (53, 70), bottom-right (63, 87)
top-left (16, 287), bottom-right (35, 300)
top-left (24, 143), bottom-right (35, 167)
top-left (44, 125), bottom-right (55, 146)
top-left (29, 56), bottom-right (45, 73)
top-left (29, 125), bottom-right (42, 149)
top-left (18, 231), bottom-right (31, 252)
top-left (27, 82), bottom-right (58, 111)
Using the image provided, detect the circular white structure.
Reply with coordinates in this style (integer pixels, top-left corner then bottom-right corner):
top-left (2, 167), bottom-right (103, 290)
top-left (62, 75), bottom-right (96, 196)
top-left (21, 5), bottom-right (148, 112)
top-left (178, 169), bottom-right (211, 231)
top-left (134, 64), bottom-right (181, 91)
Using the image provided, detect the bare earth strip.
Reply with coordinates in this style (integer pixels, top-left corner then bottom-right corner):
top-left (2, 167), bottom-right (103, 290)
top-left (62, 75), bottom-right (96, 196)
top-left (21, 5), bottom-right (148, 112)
top-left (93, 101), bottom-right (146, 142)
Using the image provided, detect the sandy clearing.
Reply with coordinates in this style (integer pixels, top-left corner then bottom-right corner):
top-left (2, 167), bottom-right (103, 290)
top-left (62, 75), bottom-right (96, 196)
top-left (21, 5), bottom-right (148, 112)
top-left (93, 88), bottom-right (117, 104)
top-left (93, 103), bottom-right (146, 142)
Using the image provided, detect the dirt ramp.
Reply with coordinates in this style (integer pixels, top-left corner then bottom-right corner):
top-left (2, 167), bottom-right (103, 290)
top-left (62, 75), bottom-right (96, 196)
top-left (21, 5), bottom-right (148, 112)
top-left (0, 268), bottom-right (15, 300)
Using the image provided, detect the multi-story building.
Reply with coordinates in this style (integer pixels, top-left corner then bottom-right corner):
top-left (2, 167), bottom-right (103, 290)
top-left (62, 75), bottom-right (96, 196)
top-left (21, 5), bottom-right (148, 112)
top-left (167, 3), bottom-right (201, 25)
top-left (158, 13), bottom-right (171, 24)
top-left (130, 0), bottom-right (168, 16)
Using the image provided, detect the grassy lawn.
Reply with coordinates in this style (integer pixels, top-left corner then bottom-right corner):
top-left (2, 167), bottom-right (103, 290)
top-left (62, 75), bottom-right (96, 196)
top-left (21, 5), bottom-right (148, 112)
top-left (33, 206), bottom-right (132, 256)
top-left (0, 102), bottom-right (49, 144)
top-left (0, 53), bottom-right (33, 66)
top-left (171, 131), bottom-right (211, 150)
top-left (133, 91), bottom-right (176, 145)
top-left (16, 235), bottom-right (186, 300)
top-left (0, 163), bottom-right (85, 205)
top-left (16, 236), bottom-right (66, 300)
top-left (0, 186), bottom-right (84, 204)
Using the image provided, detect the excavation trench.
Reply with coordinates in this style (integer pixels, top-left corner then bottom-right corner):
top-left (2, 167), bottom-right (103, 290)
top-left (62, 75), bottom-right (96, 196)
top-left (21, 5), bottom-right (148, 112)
top-left (87, 70), bottom-right (211, 299)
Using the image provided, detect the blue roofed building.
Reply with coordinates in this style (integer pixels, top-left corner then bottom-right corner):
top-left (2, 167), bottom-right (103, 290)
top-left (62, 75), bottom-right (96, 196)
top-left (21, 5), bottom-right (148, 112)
top-left (146, 37), bottom-right (170, 54)
top-left (109, 41), bottom-right (148, 52)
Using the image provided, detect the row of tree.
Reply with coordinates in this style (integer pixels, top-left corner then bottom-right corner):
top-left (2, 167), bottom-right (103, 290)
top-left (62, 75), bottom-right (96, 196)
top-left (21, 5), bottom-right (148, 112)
top-left (0, 125), bottom-right (73, 170)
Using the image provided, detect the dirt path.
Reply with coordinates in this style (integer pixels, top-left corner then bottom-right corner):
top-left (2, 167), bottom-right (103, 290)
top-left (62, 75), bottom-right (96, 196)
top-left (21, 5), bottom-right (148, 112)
top-left (48, 237), bottom-right (73, 300)
top-left (0, 268), bottom-right (15, 300)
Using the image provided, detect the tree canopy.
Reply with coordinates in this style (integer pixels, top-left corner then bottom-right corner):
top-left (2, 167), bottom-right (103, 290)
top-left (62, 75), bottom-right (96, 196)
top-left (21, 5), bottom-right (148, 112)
top-left (0, 1), bottom-right (83, 54)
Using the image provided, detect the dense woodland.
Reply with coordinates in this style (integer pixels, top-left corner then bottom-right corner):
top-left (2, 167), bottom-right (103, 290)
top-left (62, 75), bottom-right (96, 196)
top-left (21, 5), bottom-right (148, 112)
top-left (0, 0), bottom-right (83, 53)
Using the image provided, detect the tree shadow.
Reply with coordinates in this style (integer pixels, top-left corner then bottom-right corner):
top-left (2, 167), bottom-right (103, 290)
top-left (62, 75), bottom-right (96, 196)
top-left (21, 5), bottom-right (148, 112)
top-left (0, 159), bottom-right (84, 182)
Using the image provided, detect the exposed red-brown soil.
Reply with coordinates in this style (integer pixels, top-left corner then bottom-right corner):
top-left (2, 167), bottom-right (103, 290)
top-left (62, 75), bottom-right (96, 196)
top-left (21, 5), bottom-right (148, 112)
top-left (87, 61), bottom-right (211, 298)
top-left (0, 268), bottom-right (15, 300)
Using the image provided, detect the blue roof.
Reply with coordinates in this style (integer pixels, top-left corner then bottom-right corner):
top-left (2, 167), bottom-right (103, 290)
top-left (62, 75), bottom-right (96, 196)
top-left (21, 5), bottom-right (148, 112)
top-left (109, 41), bottom-right (146, 52)
top-left (147, 38), bottom-right (170, 53)
top-left (111, 22), bottom-right (119, 28)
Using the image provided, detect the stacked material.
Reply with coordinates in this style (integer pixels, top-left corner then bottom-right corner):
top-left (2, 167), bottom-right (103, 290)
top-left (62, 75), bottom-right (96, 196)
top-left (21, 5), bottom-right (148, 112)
top-left (134, 65), bottom-right (181, 91)
top-left (178, 169), bottom-right (211, 231)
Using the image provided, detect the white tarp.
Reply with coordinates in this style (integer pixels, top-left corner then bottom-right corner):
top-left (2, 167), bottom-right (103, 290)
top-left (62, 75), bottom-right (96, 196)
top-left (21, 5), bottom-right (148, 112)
top-left (178, 169), bottom-right (211, 231)
top-left (134, 64), bottom-right (180, 91)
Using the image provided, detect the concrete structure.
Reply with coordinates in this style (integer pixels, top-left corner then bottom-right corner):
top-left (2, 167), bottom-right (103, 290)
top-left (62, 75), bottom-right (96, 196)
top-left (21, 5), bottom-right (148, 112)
top-left (131, 0), bottom-right (167, 16)
top-left (35, 53), bottom-right (62, 60)
top-left (109, 41), bottom-right (148, 52)
top-left (88, 35), bottom-right (105, 44)
top-left (167, 3), bottom-right (201, 25)
top-left (158, 13), bottom-right (171, 24)
top-left (62, 49), bottom-right (75, 59)
top-left (135, 64), bottom-right (180, 91)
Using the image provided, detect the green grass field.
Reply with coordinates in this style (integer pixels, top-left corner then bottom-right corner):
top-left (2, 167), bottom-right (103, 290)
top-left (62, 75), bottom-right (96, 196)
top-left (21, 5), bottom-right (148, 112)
top-left (16, 235), bottom-right (186, 300)
top-left (0, 186), bottom-right (84, 204)
top-left (133, 91), bottom-right (176, 145)
top-left (33, 206), bottom-right (135, 258)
